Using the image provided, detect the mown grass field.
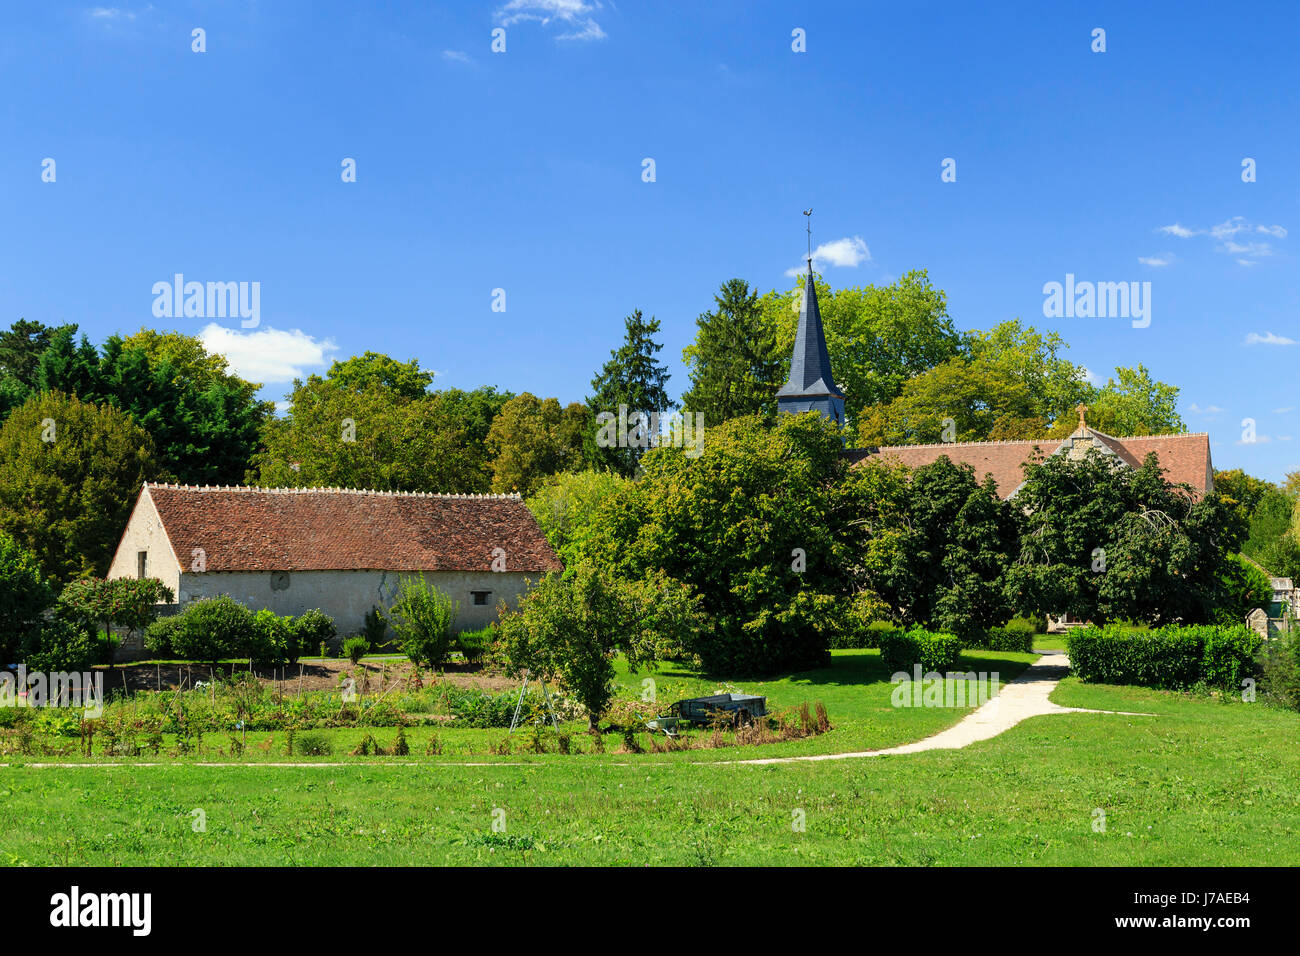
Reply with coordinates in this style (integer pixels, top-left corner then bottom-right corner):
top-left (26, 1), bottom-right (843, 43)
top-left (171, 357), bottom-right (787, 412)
top-left (2, 649), bottom-right (1298, 866)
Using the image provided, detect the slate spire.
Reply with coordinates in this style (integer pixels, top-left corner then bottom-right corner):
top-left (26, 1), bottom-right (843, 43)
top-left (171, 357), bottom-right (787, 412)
top-left (777, 216), bottom-right (845, 426)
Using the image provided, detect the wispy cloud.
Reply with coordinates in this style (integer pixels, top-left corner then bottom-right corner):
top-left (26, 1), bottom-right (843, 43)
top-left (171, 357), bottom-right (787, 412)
top-left (1187, 403), bottom-right (1224, 416)
top-left (1157, 216), bottom-right (1286, 265)
top-left (199, 324), bottom-right (338, 385)
top-left (89, 6), bottom-right (136, 19)
top-left (495, 0), bottom-right (606, 41)
top-left (1138, 253), bottom-right (1174, 267)
top-left (785, 236), bottom-right (870, 276)
top-left (1273, 406), bottom-right (1295, 414)
top-left (442, 49), bottom-right (474, 64)
top-left (1243, 331), bottom-right (1297, 346)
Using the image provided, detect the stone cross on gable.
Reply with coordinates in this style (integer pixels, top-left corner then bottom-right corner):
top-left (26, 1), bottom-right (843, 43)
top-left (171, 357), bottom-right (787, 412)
top-left (1076, 404), bottom-right (1089, 430)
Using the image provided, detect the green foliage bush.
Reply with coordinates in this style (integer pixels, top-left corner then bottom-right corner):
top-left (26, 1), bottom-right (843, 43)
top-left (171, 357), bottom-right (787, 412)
top-left (165, 597), bottom-right (252, 664)
top-left (248, 609), bottom-right (292, 667)
top-left (387, 575), bottom-right (458, 668)
top-left (0, 530), bottom-right (54, 664)
top-left (828, 620), bottom-right (901, 650)
top-left (965, 619), bottom-right (1036, 653)
top-left (1067, 624), bottom-right (1262, 691)
top-left (455, 625), bottom-right (495, 665)
top-left (24, 611), bottom-right (101, 671)
top-left (343, 636), bottom-right (369, 664)
top-left (878, 628), bottom-right (962, 674)
top-left (290, 608), bottom-right (336, 661)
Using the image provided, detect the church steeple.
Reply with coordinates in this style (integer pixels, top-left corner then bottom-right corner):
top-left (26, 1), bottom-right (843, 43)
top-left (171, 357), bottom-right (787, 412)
top-left (777, 211), bottom-right (845, 426)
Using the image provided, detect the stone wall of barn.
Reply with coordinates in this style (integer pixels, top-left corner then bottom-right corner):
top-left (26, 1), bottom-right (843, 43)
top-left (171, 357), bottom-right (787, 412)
top-left (176, 568), bottom-right (540, 639)
top-left (106, 491), bottom-right (183, 595)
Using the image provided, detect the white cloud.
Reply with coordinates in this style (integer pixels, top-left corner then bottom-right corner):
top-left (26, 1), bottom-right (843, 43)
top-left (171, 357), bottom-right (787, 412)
top-left (1243, 331), bottom-right (1297, 346)
top-left (1273, 406), bottom-right (1295, 414)
top-left (785, 236), bottom-right (871, 276)
top-left (442, 49), bottom-right (473, 64)
top-left (1138, 253), bottom-right (1174, 267)
top-left (1187, 403), bottom-right (1224, 415)
top-left (495, 0), bottom-right (606, 41)
top-left (199, 324), bottom-right (337, 384)
top-left (1156, 217), bottom-right (1286, 265)
top-left (1078, 366), bottom-right (1102, 386)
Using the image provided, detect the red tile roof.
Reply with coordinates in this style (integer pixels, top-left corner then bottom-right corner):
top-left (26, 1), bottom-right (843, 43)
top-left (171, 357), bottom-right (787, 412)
top-left (854, 431), bottom-right (1212, 499)
top-left (141, 484), bottom-right (562, 573)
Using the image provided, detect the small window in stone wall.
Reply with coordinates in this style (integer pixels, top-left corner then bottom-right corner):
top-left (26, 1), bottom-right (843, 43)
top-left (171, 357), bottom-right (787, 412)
top-left (471, 590), bottom-right (491, 606)
top-left (137, 551), bottom-right (147, 579)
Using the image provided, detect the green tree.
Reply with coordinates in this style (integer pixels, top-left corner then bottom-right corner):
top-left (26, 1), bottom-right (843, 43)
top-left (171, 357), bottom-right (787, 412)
top-left (681, 279), bottom-right (783, 421)
top-left (35, 326), bottom-right (102, 399)
top-left (0, 530), bottom-right (55, 665)
top-left (570, 413), bottom-right (852, 674)
top-left (497, 564), bottom-right (675, 729)
top-left (58, 577), bottom-right (174, 643)
top-left (856, 357), bottom-right (1044, 445)
top-left (1070, 364), bottom-right (1183, 437)
top-left (325, 351), bottom-right (435, 399)
top-left (98, 334), bottom-right (272, 485)
top-left (764, 269), bottom-right (963, 423)
top-left (525, 469), bottom-right (630, 566)
top-left (486, 393), bottom-right (590, 496)
top-left (1006, 449), bottom-right (1245, 626)
top-left (587, 310), bottom-right (673, 476)
top-left (0, 392), bottom-right (160, 583)
top-left (251, 377), bottom-right (492, 492)
top-left (0, 319), bottom-right (68, 389)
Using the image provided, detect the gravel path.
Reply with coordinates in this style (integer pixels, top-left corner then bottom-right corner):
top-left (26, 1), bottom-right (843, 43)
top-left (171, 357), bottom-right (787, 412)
top-left (733, 649), bottom-right (1155, 765)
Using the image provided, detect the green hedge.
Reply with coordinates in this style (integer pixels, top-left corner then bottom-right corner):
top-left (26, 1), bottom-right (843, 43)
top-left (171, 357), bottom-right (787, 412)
top-left (829, 621), bottom-right (900, 650)
top-left (964, 624), bottom-right (1035, 653)
top-left (145, 598), bottom-right (337, 667)
top-left (879, 628), bottom-right (962, 674)
top-left (1067, 624), bottom-right (1261, 691)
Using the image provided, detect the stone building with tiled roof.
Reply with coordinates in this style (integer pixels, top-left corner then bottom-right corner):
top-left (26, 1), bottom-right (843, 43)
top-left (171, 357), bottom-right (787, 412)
top-left (107, 483), bottom-right (561, 641)
top-left (780, 251), bottom-right (1213, 497)
top-left (849, 406), bottom-right (1214, 499)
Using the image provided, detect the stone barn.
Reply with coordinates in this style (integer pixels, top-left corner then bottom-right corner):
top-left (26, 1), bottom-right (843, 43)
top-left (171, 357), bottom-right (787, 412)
top-left (107, 483), bottom-right (562, 641)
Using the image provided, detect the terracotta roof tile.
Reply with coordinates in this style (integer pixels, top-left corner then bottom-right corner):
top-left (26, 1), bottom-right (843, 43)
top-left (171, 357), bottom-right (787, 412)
top-left (853, 432), bottom-right (1212, 499)
top-left (142, 483), bottom-right (562, 574)
top-left (860, 440), bottom-right (1058, 498)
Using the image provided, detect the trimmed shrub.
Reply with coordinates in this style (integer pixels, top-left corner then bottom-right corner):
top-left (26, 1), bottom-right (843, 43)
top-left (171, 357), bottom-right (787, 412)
top-left (1067, 624), bottom-right (1261, 691)
top-left (343, 636), bottom-right (369, 664)
top-left (967, 620), bottom-right (1035, 653)
top-left (830, 620), bottom-right (900, 650)
top-left (169, 596), bottom-right (252, 664)
top-left (878, 628), bottom-right (962, 674)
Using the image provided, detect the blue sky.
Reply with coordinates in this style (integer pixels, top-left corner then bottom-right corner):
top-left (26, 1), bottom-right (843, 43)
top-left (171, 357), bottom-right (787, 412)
top-left (2, 1), bottom-right (1297, 480)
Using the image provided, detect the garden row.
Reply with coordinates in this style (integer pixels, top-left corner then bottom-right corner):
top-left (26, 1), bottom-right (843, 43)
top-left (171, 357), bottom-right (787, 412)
top-left (145, 588), bottom-right (494, 669)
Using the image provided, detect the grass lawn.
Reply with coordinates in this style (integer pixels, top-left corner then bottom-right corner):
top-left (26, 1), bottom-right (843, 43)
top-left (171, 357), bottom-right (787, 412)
top-left (3, 648), bottom-right (1299, 865)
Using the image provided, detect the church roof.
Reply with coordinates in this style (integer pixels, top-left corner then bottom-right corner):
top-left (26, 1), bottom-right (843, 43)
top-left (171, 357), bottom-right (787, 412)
top-left (777, 269), bottom-right (842, 400)
top-left (853, 428), bottom-right (1213, 499)
top-left (124, 483), bottom-right (563, 574)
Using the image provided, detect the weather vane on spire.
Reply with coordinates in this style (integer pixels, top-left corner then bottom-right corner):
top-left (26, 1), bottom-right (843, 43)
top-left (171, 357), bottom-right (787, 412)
top-left (803, 208), bottom-right (813, 271)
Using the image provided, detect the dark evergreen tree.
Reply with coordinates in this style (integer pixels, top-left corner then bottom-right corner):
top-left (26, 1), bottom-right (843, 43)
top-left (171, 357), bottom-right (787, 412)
top-left (681, 279), bottom-right (783, 422)
top-left (587, 310), bottom-right (673, 476)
